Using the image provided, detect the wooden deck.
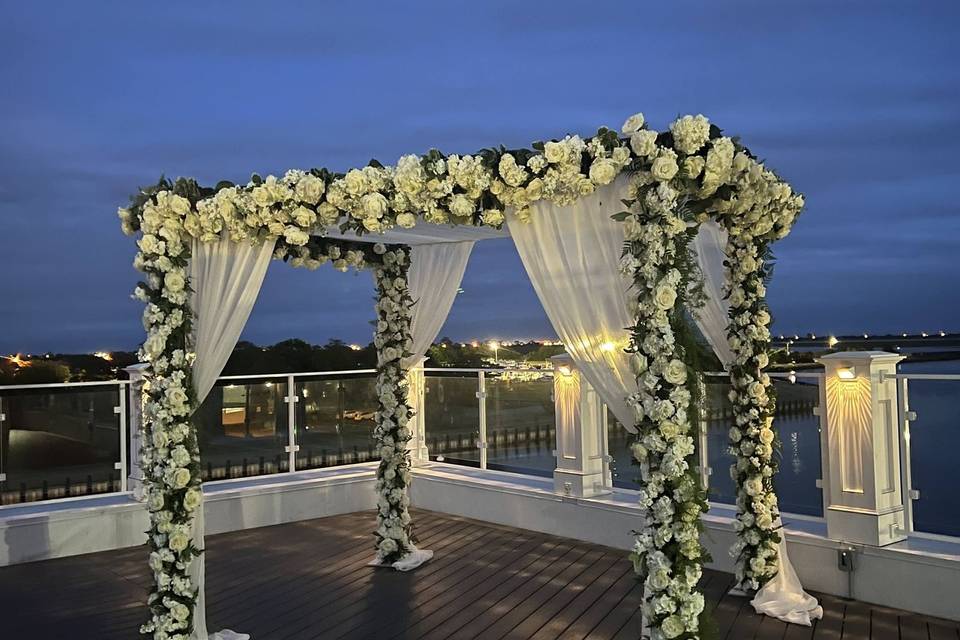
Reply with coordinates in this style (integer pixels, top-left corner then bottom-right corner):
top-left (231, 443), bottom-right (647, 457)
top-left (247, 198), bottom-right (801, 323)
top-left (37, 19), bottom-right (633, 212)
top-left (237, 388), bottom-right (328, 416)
top-left (1, 509), bottom-right (957, 639)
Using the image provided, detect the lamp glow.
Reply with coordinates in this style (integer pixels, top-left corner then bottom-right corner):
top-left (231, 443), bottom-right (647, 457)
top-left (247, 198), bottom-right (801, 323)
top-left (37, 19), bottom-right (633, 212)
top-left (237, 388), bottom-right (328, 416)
top-left (827, 335), bottom-right (838, 348)
top-left (837, 367), bottom-right (856, 380)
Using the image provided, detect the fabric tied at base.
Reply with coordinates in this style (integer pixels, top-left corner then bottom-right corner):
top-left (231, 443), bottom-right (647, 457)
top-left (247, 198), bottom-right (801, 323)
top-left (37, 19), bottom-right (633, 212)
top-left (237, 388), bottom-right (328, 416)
top-left (208, 631), bottom-right (250, 640)
top-left (749, 523), bottom-right (824, 626)
top-left (369, 546), bottom-right (434, 572)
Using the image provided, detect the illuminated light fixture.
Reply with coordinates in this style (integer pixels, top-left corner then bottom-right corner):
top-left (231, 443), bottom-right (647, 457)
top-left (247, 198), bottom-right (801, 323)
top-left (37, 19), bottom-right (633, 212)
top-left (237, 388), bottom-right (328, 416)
top-left (348, 344), bottom-right (362, 351)
top-left (863, 333), bottom-right (869, 339)
top-left (226, 384), bottom-right (237, 390)
top-left (599, 341), bottom-right (617, 353)
top-left (811, 334), bottom-right (817, 340)
top-left (264, 382), bottom-right (274, 388)
top-left (940, 330), bottom-right (947, 337)
top-left (788, 370), bottom-right (797, 384)
top-left (837, 367), bottom-right (856, 381)
top-left (557, 365), bottom-right (573, 377)
top-left (902, 333), bottom-right (908, 338)
top-left (93, 351), bottom-right (113, 361)
top-left (827, 335), bottom-right (839, 348)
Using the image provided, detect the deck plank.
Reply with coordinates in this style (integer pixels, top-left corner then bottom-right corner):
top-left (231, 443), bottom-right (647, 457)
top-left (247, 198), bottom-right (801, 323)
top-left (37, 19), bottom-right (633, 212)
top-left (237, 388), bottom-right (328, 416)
top-left (0, 508), bottom-right (957, 640)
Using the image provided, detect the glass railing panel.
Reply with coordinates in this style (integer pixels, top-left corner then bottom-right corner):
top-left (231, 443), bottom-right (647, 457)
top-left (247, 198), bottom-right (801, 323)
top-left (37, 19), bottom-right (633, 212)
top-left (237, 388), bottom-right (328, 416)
top-left (0, 384), bottom-right (122, 505)
top-left (296, 374), bottom-right (378, 470)
top-left (485, 371), bottom-right (555, 476)
top-left (608, 408), bottom-right (638, 489)
top-left (899, 367), bottom-right (960, 536)
top-left (424, 374), bottom-right (480, 467)
top-left (194, 377), bottom-right (289, 481)
top-left (704, 374), bottom-right (823, 517)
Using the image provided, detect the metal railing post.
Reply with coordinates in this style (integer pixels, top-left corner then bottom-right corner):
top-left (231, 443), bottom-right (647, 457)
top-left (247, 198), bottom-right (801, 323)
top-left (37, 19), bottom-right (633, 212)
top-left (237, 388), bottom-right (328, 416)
top-left (477, 371), bottom-right (488, 469)
top-left (116, 383), bottom-right (127, 492)
top-left (285, 374), bottom-right (299, 473)
top-left (897, 377), bottom-right (917, 533)
top-left (814, 372), bottom-right (829, 518)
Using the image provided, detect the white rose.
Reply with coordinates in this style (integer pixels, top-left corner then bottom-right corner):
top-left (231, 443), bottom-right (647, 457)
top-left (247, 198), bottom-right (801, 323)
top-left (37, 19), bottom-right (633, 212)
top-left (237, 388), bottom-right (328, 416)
top-left (759, 428), bottom-right (775, 445)
top-left (588, 158), bottom-right (618, 185)
top-left (396, 212), bottom-right (416, 228)
top-left (621, 112), bottom-right (645, 134)
top-left (664, 359), bottom-right (688, 386)
top-left (291, 205), bottom-right (317, 228)
top-left (168, 530), bottom-right (189, 553)
top-left (169, 602), bottom-right (190, 622)
top-left (653, 283), bottom-right (677, 310)
top-left (172, 468), bottom-right (191, 489)
top-left (543, 141), bottom-right (566, 164)
top-left (661, 615), bottom-right (685, 639)
top-left (283, 226), bottom-right (310, 246)
top-left (343, 169), bottom-right (366, 196)
top-left (629, 130), bottom-right (658, 157)
top-left (651, 154), bottom-right (679, 182)
top-left (163, 271), bottom-right (186, 293)
top-left (294, 174), bottom-right (325, 204)
top-left (481, 209), bottom-right (505, 226)
top-left (183, 489), bottom-right (202, 512)
top-left (361, 192), bottom-right (389, 219)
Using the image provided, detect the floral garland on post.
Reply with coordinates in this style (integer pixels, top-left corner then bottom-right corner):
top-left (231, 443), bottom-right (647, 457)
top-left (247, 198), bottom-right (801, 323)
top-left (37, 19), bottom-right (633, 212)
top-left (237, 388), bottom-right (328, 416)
top-left (131, 191), bottom-right (204, 640)
top-left (371, 245), bottom-right (417, 563)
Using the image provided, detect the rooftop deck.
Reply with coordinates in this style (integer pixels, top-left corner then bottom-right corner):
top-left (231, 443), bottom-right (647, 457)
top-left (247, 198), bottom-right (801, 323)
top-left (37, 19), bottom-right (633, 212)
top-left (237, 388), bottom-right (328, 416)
top-left (1, 509), bottom-right (957, 640)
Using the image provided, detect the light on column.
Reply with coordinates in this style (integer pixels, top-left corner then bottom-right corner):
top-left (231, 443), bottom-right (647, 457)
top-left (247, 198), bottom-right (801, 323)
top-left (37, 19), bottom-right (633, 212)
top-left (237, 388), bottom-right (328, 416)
top-left (837, 367), bottom-right (856, 381)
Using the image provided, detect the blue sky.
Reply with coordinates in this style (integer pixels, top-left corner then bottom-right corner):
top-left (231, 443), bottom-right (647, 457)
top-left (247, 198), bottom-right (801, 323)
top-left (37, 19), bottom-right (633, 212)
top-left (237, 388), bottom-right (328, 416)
top-left (1, 1), bottom-right (958, 352)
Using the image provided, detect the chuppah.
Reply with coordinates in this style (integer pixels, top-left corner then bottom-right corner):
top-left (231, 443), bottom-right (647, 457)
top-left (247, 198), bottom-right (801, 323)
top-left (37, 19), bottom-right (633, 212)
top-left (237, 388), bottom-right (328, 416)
top-left (120, 111), bottom-right (820, 640)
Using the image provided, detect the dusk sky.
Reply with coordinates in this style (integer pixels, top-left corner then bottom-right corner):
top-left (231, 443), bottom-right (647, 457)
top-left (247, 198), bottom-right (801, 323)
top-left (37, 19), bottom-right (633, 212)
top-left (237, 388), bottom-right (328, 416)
top-left (2, 1), bottom-right (958, 353)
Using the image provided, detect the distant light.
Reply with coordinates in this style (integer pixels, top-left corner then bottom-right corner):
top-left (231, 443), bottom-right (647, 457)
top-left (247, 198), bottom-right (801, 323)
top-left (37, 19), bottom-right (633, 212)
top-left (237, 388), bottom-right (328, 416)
top-left (921, 332), bottom-right (928, 338)
top-left (902, 333), bottom-right (908, 338)
top-left (441, 344), bottom-right (448, 349)
top-left (4, 354), bottom-right (30, 368)
top-left (793, 335), bottom-right (799, 340)
top-left (349, 344), bottom-right (363, 351)
top-left (788, 370), bottom-right (797, 384)
top-left (487, 341), bottom-right (500, 350)
top-left (940, 330), bottom-right (946, 337)
top-left (93, 351), bottom-right (113, 361)
top-left (811, 334), bottom-right (817, 340)
top-left (470, 341), bottom-right (479, 348)
top-left (827, 336), bottom-right (839, 348)
top-left (837, 367), bottom-right (856, 380)
top-left (264, 382), bottom-right (274, 388)
top-left (863, 333), bottom-right (869, 339)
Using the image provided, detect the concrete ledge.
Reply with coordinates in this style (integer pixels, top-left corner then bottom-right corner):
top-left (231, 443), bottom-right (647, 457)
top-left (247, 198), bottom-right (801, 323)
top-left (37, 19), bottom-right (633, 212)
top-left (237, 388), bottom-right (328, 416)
top-left (0, 463), bottom-right (377, 566)
top-left (410, 462), bottom-right (960, 621)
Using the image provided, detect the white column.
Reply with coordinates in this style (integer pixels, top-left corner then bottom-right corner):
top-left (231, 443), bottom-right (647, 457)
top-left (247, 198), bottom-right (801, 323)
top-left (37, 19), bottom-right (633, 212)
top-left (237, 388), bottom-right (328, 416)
top-left (406, 359), bottom-right (430, 466)
top-left (817, 351), bottom-right (906, 546)
top-left (124, 363), bottom-right (150, 501)
top-left (551, 354), bottom-right (611, 498)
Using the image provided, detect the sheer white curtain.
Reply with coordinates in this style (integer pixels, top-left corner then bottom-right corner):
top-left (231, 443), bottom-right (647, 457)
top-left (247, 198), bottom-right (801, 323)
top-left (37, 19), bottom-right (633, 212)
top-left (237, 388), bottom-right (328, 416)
top-left (402, 241), bottom-right (474, 369)
top-left (188, 234), bottom-right (275, 640)
top-left (692, 222), bottom-right (823, 626)
top-left (508, 176), bottom-right (637, 433)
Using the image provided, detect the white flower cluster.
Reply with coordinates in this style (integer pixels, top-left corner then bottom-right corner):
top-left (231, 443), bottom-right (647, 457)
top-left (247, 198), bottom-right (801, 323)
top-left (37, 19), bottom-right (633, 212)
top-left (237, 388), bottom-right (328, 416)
top-left (372, 247), bottom-right (416, 563)
top-left (130, 191), bottom-right (202, 640)
top-left (621, 151), bottom-right (707, 640)
top-left (723, 231), bottom-right (783, 591)
top-left (284, 239), bottom-right (372, 272)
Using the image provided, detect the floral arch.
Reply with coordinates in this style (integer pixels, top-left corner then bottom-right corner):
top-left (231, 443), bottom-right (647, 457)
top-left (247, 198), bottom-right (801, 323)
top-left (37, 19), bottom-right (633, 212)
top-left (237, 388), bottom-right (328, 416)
top-left (121, 112), bottom-right (805, 640)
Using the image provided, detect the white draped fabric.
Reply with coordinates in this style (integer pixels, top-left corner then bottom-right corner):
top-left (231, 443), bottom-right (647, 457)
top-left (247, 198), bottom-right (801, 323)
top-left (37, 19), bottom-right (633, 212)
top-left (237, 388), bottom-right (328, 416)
top-left (508, 176), bottom-right (638, 433)
top-left (402, 241), bottom-right (475, 369)
top-left (691, 224), bottom-right (823, 626)
top-left (188, 234), bottom-right (275, 640)
top-left (691, 221), bottom-right (736, 367)
top-left (385, 241), bottom-right (473, 571)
